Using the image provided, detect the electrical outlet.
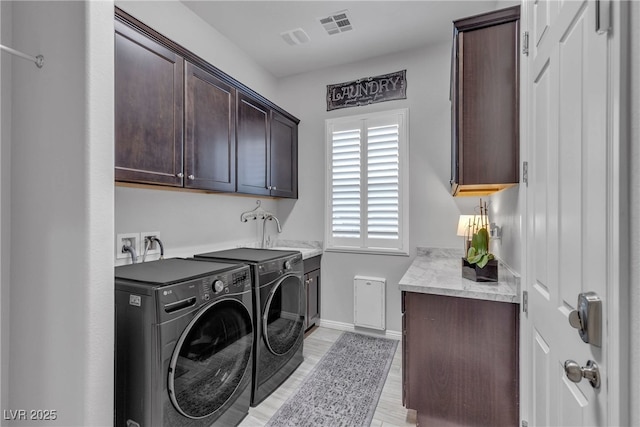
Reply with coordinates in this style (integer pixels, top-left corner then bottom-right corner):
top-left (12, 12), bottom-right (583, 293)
top-left (140, 231), bottom-right (161, 257)
top-left (116, 233), bottom-right (140, 261)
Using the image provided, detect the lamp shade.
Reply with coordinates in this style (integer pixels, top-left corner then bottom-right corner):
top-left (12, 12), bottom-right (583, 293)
top-left (456, 215), bottom-right (489, 237)
top-left (456, 215), bottom-right (475, 237)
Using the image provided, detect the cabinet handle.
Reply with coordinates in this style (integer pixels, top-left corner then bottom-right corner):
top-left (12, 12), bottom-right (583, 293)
top-left (188, 174), bottom-right (195, 180)
top-left (272, 186), bottom-right (277, 190)
top-left (176, 172), bottom-right (184, 178)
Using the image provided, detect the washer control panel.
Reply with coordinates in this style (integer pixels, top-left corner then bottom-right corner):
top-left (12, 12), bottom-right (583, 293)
top-left (198, 265), bottom-right (251, 302)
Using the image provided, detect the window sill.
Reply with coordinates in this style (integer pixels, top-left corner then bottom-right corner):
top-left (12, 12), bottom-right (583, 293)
top-left (324, 247), bottom-right (410, 257)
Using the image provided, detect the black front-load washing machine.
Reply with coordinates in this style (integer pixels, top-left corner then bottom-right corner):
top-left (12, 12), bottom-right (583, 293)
top-left (194, 248), bottom-right (305, 406)
top-left (114, 258), bottom-right (253, 427)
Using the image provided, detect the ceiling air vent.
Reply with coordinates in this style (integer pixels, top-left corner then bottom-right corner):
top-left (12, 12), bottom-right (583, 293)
top-left (280, 28), bottom-right (310, 46)
top-left (319, 10), bottom-right (353, 35)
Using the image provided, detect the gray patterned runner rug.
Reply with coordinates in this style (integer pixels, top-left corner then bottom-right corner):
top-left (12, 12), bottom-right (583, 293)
top-left (265, 331), bottom-right (398, 427)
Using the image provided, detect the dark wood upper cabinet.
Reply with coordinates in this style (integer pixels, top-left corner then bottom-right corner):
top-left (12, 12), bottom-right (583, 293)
top-left (451, 5), bottom-right (520, 197)
top-left (114, 8), bottom-right (299, 198)
top-left (115, 19), bottom-right (184, 187)
top-left (185, 62), bottom-right (236, 192)
top-left (236, 92), bottom-right (270, 196)
top-left (270, 112), bottom-right (298, 199)
top-left (236, 92), bottom-right (299, 199)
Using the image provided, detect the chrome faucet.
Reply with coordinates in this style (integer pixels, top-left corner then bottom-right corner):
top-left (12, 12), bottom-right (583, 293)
top-left (262, 214), bottom-right (282, 248)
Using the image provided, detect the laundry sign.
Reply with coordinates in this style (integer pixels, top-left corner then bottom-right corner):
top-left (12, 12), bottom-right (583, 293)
top-left (326, 70), bottom-right (406, 111)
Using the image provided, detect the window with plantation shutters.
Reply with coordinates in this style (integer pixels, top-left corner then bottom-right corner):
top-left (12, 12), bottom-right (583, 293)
top-left (325, 109), bottom-right (409, 255)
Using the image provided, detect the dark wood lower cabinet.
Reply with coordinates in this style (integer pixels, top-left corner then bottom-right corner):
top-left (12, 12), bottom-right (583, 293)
top-left (303, 256), bottom-right (321, 331)
top-left (402, 291), bottom-right (519, 426)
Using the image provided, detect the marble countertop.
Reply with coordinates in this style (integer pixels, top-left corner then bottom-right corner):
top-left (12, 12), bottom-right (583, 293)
top-left (244, 240), bottom-right (323, 260)
top-left (269, 246), bottom-right (323, 260)
top-left (399, 248), bottom-right (520, 304)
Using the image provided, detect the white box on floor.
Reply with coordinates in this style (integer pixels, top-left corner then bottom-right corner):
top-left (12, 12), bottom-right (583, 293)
top-left (353, 275), bottom-right (386, 330)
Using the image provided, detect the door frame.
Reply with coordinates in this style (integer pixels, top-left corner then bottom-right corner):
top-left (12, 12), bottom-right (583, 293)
top-left (631, 3), bottom-right (640, 425)
top-left (605, 1), bottom-right (631, 424)
top-left (519, 1), bottom-right (631, 425)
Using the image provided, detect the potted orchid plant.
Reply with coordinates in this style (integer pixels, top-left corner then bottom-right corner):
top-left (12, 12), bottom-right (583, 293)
top-left (461, 200), bottom-right (498, 282)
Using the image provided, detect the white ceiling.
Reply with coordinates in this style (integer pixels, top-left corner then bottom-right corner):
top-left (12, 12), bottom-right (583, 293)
top-left (181, 1), bottom-right (502, 78)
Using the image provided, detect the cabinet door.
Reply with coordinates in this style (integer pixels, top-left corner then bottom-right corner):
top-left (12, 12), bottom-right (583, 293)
top-left (236, 92), bottom-right (270, 196)
top-left (404, 292), bottom-right (519, 426)
top-left (401, 292), bottom-right (407, 407)
top-left (115, 20), bottom-right (184, 186)
top-left (305, 269), bottom-right (320, 330)
top-left (458, 20), bottom-right (519, 185)
top-left (184, 62), bottom-right (236, 192)
top-left (269, 112), bottom-right (298, 199)
top-left (451, 6), bottom-right (520, 196)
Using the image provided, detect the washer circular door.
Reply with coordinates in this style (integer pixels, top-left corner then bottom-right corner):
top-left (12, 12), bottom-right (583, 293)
top-left (168, 298), bottom-right (253, 419)
top-left (262, 273), bottom-right (304, 356)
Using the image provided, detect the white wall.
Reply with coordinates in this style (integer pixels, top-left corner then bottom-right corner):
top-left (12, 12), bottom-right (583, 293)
top-left (630, 1), bottom-right (639, 424)
top-left (114, 1), bottom-right (284, 262)
top-left (3, 1), bottom-right (114, 425)
top-left (276, 43), bottom-right (478, 333)
top-left (0, 0), bottom-right (12, 413)
top-left (489, 171), bottom-right (523, 273)
top-left (115, 187), bottom-right (279, 261)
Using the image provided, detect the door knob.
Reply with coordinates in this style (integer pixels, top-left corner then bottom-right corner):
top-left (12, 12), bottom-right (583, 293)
top-left (563, 359), bottom-right (600, 389)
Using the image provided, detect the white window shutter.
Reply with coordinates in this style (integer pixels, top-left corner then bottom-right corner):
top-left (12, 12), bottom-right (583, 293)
top-left (331, 128), bottom-right (361, 239)
top-left (367, 123), bottom-right (399, 241)
top-left (326, 109), bottom-right (408, 254)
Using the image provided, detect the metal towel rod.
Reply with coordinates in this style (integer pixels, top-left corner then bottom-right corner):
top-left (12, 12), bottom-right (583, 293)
top-left (0, 44), bottom-right (44, 68)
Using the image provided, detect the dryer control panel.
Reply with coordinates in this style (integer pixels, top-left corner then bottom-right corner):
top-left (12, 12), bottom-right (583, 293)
top-left (258, 254), bottom-right (303, 274)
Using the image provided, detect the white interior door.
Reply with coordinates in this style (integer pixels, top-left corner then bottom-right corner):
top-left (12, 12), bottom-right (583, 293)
top-left (526, 0), bottom-right (610, 425)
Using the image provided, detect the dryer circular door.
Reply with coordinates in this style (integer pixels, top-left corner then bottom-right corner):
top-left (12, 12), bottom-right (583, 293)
top-left (262, 273), bottom-right (304, 356)
top-left (168, 298), bottom-right (253, 419)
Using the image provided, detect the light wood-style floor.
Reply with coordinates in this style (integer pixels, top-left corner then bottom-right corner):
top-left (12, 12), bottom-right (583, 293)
top-left (238, 327), bottom-right (417, 427)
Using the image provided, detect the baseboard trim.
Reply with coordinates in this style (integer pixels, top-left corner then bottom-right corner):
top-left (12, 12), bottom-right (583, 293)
top-left (319, 319), bottom-right (402, 340)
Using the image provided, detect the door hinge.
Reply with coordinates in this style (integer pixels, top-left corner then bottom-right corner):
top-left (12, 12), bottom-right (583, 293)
top-left (522, 31), bottom-right (529, 56)
top-left (522, 290), bottom-right (528, 314)
top-left (596, 0), bottom-right (611, 34)
top-left (522, 421), bottom-right (529, 427)
top-left (522, 161), bottom-right (529, 186)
